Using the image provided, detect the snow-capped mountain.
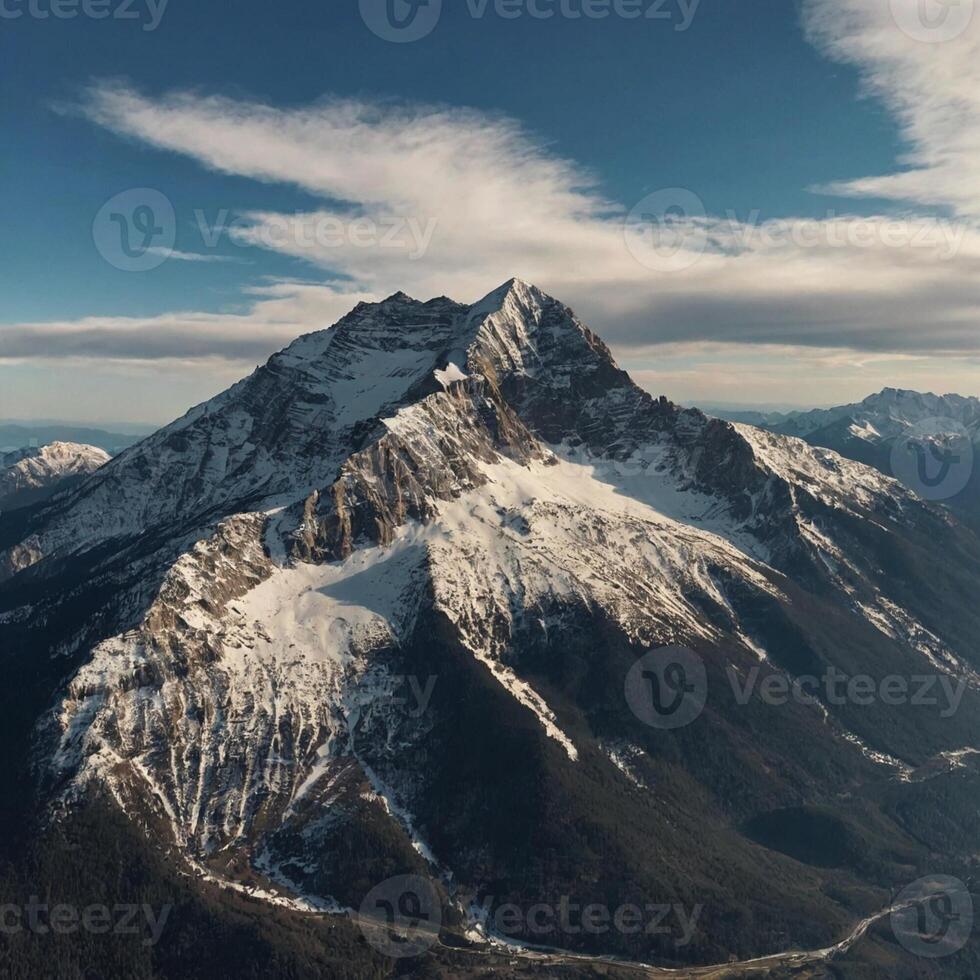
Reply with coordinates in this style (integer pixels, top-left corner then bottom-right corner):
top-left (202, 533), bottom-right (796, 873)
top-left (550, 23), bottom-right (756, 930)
top-left (748, 388), bottom-right (980, 441)
top-left (2, 281), bottom-right (980, 975)
top-left (719, 389), bottom-right (980, 527)
top-left (0, 441), bottom-right (110, 512)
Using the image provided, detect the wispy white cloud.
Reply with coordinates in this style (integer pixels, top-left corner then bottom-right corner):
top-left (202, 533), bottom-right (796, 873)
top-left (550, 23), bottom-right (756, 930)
top-left (145, 246), bottom-right (249, 264)
top-left (11, 3), bottom-right (980, 410)
top-left (804, 0), bottom-right (980, 218)
top-left (58, 69), bottom-right (980, 357)
top-left (0, 281), bottom-right (369, 363)
top-left (630, 341), bottom-right (980, 409)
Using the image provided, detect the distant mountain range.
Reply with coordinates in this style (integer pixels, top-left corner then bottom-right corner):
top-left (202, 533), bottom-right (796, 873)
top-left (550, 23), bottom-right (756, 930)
top-left (2, 284), bottom-right (979, 977)
top-left (713, 390), bottom-right (980, 527)
top-left (0, 422), bottom-right (150, 456)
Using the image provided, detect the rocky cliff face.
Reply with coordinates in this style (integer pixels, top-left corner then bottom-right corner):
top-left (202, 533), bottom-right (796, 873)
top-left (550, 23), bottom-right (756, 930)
top-left (4, 280), bottom-right (980, 970)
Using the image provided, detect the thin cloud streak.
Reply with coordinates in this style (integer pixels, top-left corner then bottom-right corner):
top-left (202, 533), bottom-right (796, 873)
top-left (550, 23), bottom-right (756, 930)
top-left (0, 281), bottom-right (371, 363)
top-left (10, 3), bottom-right (980, 402)
top-left (804, 0), bottom-right (980, 219)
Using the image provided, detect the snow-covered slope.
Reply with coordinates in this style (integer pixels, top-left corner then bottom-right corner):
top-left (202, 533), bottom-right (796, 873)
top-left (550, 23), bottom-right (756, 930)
top-left (0, 441), bottom-right (110, 512)
top-left (6, 280), bottom-right (980, 968)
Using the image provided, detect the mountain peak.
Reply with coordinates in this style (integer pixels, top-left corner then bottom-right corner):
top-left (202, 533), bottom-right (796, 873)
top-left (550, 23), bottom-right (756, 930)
top-left (379, 289), bottom-right (417, 304)
top-left (0, 440), bottom-right (110, 512)
top-left (490, 275), bottom-right (539, 297)
top-left (466, 277), bottom-right (547, 321)
top-left (345, 279), bottom-right (551, 341)
top-left (867, 387), bottom-right (919, 401)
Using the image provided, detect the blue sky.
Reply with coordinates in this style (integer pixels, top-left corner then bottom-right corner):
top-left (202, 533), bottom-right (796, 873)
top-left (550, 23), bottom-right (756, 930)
top-left (3, 0), bottom-right (980, 423)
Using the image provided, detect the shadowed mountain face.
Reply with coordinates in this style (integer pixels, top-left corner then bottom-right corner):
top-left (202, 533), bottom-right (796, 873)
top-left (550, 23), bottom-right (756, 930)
top-left (2, 281), bottom-right (979, 977)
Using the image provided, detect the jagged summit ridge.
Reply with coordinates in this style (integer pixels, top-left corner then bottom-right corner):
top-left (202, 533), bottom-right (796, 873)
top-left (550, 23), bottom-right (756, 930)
top-left (0, 280), bottom-right (621, 579)
top-left (0, 279), bottom-right (941, 590)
